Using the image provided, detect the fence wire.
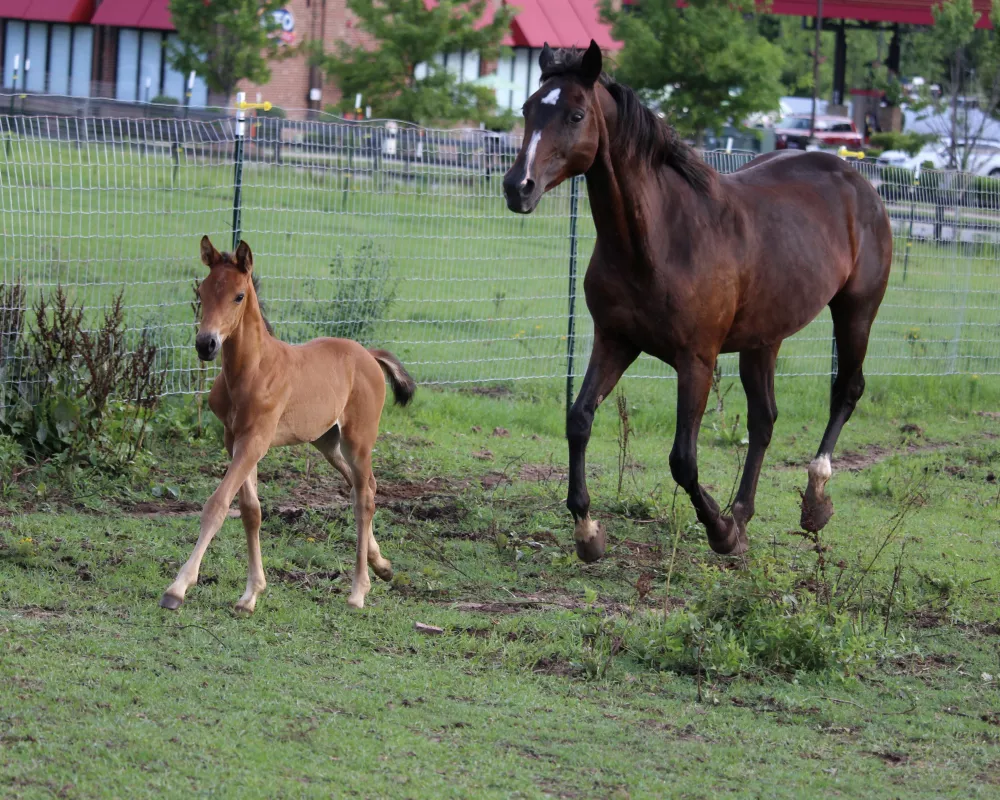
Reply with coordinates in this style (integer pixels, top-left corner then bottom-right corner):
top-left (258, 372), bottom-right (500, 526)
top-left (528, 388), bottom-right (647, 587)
top-left (2, 108), bottom-right (1000, 406)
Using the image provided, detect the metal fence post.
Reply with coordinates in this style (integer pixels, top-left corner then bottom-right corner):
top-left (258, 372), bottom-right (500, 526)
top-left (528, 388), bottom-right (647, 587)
top-left (566, 175), bottom-right (581, 422)
top-left (902, 168), bottom-right (919, 283)
top-left (232, 91), bottom-right (247, 250)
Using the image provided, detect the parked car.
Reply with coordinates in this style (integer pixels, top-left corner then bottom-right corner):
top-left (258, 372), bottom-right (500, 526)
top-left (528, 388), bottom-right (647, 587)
top-left (774, 115), bottom-right (863, 151)
top-left (877, 139), bottom-right (1000, 176)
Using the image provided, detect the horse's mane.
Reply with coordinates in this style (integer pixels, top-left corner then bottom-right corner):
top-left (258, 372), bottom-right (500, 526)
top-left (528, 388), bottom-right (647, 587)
top-left (218, 252), bottom-right (275, 336)
top-left (540, 49), bottom-right (719, 196)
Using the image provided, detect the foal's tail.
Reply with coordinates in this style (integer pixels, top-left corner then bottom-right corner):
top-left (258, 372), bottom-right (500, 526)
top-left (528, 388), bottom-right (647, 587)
top-left (368, 349), bottom-right (416, 407)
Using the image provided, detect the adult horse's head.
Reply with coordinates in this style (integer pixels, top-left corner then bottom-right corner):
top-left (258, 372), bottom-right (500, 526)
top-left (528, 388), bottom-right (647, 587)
top-left (195, 235), bottom-right (255, 361)
top-left (503, 40), bottom-right (604, 214)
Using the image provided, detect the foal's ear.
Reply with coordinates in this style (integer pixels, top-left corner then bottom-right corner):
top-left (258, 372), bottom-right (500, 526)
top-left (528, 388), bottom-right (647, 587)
top-left (580, 39), bottom-right (603, 86)
top-left (539, 42), bottom-right (555, 72)
top-left (200, 235), bottom-right (221, 267)
top-left (233, 240), bottom-right (253, 274)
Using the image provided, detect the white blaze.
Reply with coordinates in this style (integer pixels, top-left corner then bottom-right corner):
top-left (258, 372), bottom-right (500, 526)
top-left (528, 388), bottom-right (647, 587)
top-left (541, 88), bottom-right (561, 105)
top-left (521, 130), bottom-right (542, 185)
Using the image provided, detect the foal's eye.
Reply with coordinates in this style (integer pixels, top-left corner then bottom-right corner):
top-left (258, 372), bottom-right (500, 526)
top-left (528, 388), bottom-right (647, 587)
top-left (569, 110), bottom-right (585, 124)
top-left (234, 293), bottom-right (245, 303)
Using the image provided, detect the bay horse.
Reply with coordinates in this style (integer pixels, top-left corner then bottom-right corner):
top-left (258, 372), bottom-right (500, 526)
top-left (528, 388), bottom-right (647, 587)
top-left (503, 42), bottom-right (891, 563)
top-left (159, 236), bottom-right (415, 613)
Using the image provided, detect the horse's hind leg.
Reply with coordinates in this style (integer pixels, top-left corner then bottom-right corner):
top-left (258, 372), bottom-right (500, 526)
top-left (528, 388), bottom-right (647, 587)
top-left (731, 346), bottom-right (780, 538)
top-left (801, 296), bottom-right (879, 532)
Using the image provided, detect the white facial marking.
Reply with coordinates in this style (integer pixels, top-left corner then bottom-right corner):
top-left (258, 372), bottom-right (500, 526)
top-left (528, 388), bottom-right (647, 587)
top-left (541, 88), bottom-right (561, 106)
top-left (521, 130), bottom-right (542, 185)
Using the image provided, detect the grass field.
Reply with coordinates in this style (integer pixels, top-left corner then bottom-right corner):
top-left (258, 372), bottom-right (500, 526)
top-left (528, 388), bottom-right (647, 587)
top-left (2, 374), bottom-right (1000, 798)
top-left (4, 132), bottom-right (1000, 396)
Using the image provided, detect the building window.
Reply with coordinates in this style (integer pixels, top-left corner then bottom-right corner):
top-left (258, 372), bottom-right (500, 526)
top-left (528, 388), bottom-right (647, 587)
top-left (2, 21), bottom-right (93, 97)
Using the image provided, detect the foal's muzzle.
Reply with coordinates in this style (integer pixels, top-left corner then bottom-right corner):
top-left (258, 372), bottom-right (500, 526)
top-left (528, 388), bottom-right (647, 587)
top-left (195, 332), bottom-right (221, 361)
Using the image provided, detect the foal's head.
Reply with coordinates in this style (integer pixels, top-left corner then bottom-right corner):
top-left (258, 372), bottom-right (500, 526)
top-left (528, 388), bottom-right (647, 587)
top-left (195, 235), bottom-right (255, 361)
top-left (503, 40), bottom-right (605, 214)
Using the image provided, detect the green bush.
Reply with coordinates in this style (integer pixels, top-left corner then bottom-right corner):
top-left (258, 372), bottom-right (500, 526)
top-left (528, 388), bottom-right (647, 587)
top-left (150, 94), bottom-right (180, 105)
top-left (869, 132), bottom-right (937, 156)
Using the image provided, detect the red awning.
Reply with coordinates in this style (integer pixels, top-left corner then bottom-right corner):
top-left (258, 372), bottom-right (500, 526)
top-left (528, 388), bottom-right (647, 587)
top-left (423, 0), bottom-right (517, 46)
top-left (0, 0), bottom-right (94, 23)
top-left (509, 0), bottom-right (620, 49)
top-left (91, 0), bottom-right (173, 29)
top-left (768, 0), bottom-right (994, 27)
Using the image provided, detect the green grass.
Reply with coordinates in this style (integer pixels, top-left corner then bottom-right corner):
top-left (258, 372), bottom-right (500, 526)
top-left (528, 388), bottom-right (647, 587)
top-left (4, 136), bottom-right (1000, 394)
top-left (2, 375), bottom-right (1000, 797)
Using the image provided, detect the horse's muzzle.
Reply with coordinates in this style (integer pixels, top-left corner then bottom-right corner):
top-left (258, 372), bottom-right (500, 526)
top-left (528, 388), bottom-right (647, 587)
top-left (195, 332), bottom-right (221, 361)
top-left (502, 174), bottom-right (540, 214)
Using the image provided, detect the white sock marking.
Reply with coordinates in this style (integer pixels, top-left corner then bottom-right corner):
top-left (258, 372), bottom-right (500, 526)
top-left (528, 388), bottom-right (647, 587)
top-left (521, 130), bottom-right (542, 185)
top-left (808, 454), bottom-right (832, 481)
top-left (541, 88), bottom-right (561, 105)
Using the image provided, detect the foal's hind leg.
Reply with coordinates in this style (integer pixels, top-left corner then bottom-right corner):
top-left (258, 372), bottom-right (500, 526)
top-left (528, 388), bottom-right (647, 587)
top-left (801, 299), bottom-right (877, 532)
top-left (730, 346), bottom-right (780, 538)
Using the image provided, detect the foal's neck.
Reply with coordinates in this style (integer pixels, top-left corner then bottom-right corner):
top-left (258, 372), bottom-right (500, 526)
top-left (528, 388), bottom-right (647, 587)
top-left (221, 285), bottom-right (270, 383)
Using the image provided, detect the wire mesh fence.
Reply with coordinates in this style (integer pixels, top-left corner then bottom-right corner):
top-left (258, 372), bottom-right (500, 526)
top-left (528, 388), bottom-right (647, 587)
top-left (2, 103), bottom-right (1000, 409)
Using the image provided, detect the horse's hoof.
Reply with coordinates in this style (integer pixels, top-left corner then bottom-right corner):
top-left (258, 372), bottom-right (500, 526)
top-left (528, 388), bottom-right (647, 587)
top-left (574, 516), bottom-right (606, 563)
top-left (234, 601), bottom-right (255, 615)
top-left (800, 494), bottom-right (834, 533)
top-left (707, 515), bottom-right (749, 556)
top-left (159, 593), bottom-right (183, 611)
top-left (347, 594), bottom-right (366, 610)
top-left (372, 561), bottom-right (394, 582)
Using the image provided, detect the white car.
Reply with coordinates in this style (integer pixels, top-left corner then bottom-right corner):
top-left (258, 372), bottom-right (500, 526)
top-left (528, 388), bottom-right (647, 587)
top-left (878, 139), bottom-right (1000, 176)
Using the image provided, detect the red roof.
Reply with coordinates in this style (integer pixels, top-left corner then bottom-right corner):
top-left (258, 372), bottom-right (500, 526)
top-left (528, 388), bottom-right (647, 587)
top-left (423, 0), bottom-right (517, 46)
top-left (0, 0), bottom-right (93, 23)
top-left (767, 0), bottom-right (994, 27)
top-left (508, 0), bottom-right (619, 49)
top-left (90, 0), bottom-right (173, 29)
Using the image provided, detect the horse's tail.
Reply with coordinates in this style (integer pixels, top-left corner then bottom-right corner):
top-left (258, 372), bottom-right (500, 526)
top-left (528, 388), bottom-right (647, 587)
top-left (368, 349), bottom-right (416, 407)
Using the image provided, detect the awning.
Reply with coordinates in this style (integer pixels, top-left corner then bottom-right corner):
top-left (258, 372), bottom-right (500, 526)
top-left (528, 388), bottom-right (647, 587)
top-left (509, 0), bottom-right (619, 49)
top-left (423, 0), bottom-right (517, 46)
top-left (768, 0), bottom-right (994, 28)
top-left (91, 0), bottom-right (173, 29)
top-left (0, 0), bottom-right (94, 23)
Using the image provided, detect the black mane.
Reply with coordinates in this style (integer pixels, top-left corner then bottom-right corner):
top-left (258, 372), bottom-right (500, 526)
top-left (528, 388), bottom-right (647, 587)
top-left (540, 49), bottom-right (718, 195)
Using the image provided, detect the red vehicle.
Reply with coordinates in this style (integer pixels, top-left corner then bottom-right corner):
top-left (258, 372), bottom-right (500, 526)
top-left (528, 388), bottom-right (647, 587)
top-left (774, 115), bottom-right (863, 151)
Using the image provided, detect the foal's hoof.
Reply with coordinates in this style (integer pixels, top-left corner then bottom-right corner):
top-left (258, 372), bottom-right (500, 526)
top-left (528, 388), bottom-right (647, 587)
top-left (707, 515), bottom-right (749, 556)
top-left (800, 492), bottom-right (834, 533)
top-left (574, 516), bottom-right (606, 563)
top-left (372, 561), bottom-right (394, 582)
top-left (159, 593), bottom-right (184, 611)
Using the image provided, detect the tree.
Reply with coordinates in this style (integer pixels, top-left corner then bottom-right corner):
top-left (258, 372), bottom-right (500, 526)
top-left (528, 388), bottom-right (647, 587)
top-left (916, 0), bottom-right (1000, 170)
top-left (600, 0), bottom-right (785, 144)
top-left (167, 0), bottom-right (290, 101)
top-left (315, 0), bottom-right (515, 126)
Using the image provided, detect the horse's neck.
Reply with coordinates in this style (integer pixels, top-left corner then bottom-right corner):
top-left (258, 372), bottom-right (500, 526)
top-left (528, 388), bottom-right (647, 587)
top-left (221, 292), bottom-right (270, 384)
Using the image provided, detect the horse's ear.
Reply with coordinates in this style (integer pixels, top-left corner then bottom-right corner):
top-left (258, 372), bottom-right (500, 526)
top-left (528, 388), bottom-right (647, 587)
top-left (200, 235), bottom-right (221, 267)
top-left (234, 240), bottom-right (253, 274)
top-left (539, 42), bottom-right (554, 72)
top-left (580, 39), bottom-right (603, 86)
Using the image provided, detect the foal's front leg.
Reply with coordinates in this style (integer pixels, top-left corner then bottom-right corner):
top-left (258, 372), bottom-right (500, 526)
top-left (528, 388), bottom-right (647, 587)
top-left (669, 356), bottom-right (748, 555)
top-left (160, 434), bottom-right (269, 610)
top-left (566, 332), bottom-right (638, 562)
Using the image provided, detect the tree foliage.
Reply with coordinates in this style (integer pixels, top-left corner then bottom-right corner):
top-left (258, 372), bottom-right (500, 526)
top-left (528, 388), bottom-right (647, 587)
top-left (600, 0), bottom-right (785, 142)
top-left (315, 0), bottom-right (515, 126)
top-left (167, 0), bottom-right (290, 100)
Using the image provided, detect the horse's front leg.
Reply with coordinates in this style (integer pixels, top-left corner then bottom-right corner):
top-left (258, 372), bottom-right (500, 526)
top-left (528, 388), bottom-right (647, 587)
top-left (160, 431), bottom-right (270, 610)
top-left (670, 355), bottom-right (748, 556)
top-left (566, 332), bottom-right (638, 562)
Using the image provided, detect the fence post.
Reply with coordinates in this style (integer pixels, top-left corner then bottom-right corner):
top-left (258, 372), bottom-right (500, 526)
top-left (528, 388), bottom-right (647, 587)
top-left (6, 55), bottom-right (19, 158)
top-left (901, 168), bottom-right (919, 284)
top-left (566, 175), bottom-right (581, 422)
top-left (232, 91), bottom-right (247, 250)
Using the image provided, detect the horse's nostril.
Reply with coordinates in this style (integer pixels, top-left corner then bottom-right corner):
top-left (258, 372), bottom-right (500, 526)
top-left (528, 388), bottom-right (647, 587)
top-left (520, 179), bottom-right (536, 197)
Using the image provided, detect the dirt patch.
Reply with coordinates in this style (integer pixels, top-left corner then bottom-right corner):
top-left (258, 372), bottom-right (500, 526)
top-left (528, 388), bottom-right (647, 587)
top-left (271, 568), bottom-right (341, 589)
top-left (531, 656), bottom-right (578, 677)
top-left (872, 751), bottom-right (910, 765)
top-left (459, 385), bottom-right (513, 399)
top-left (128, 500), bottom-right (203, 516)
top-left (778, 441), bottom-right (954, 472)
top-left (976, 411), bottom-right (1000, 420)
top-left (519, 463), bottom-right (568, 483)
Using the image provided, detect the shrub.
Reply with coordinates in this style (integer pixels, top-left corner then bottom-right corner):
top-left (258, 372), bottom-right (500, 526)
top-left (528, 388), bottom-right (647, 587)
top-left (0, 285), bottom-right (166, 471)
top-left (150, 94), bottom-right (180, 106)
top-left (869, 132), bottom-right (937, 156)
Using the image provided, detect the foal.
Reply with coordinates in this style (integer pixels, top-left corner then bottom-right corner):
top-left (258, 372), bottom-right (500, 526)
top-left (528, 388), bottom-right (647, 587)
top-left (160, 236), bottom-right (415, 612)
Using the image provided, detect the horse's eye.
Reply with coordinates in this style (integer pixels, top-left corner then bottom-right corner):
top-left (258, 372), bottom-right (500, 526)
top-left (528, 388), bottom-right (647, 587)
top-left (235, 293), bottom-right (245, 303)
top-left (570, 110), bottom-right (585, 123)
